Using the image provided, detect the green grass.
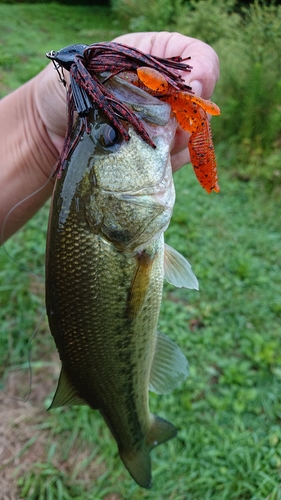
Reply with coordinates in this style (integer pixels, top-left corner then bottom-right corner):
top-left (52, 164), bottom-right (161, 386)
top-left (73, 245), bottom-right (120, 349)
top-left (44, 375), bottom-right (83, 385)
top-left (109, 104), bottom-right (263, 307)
top-left (1, 3), bottom-right (281, 500)
top-left (0, 3), bottom-right (122, 96)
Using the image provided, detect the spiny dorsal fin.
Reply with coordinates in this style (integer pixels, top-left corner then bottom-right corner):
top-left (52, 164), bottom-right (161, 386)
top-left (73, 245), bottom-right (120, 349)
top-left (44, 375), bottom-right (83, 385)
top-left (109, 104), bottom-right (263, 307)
top-left (48, 367), bottom-right (86, 409)
top-left (164, 243), bottom-right (199, 290)
top-left (149, 331), bottom-right (189, 394)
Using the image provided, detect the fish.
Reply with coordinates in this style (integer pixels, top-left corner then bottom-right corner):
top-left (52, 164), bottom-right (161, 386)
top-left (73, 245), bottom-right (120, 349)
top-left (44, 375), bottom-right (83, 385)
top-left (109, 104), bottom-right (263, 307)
top-left (45, 78), bottom-right (198, 489)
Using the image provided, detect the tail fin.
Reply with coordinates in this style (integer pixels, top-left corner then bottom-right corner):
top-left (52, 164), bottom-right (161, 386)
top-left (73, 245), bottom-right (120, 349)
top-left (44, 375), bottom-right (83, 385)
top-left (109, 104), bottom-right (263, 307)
top-left (119, 445), bottom-right (152, 489)
top-left (119, 415), bottom-right (177, 489)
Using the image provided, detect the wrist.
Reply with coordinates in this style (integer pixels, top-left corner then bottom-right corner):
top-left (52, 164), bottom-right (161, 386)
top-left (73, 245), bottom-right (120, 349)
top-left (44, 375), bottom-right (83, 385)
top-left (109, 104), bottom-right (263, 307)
top-left (0, 75), bottom-right (58, 241)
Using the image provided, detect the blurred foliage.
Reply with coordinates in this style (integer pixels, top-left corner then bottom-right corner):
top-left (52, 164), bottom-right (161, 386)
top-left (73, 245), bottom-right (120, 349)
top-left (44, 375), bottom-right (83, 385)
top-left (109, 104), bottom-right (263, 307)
top-left (211, 0), bottom-right (281, 187)
top-left (0, 3), bottom-right (121, 95)
top-left (111, 0), bottom-right (183, 31)
top-left (0, 0), bottom-right (110, 4)
top-left (111, 0), bottom-right (281, 188)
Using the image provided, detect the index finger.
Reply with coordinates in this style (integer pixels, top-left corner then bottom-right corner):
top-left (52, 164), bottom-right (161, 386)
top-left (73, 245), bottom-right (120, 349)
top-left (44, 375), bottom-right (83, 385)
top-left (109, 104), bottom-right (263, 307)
top-left (113, 31), bottom-right (220, 99)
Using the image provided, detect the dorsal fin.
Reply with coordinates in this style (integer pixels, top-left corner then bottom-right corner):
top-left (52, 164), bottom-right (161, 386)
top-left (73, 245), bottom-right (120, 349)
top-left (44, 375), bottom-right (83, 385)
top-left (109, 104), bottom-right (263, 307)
top-left (48, 367), bottom-right (87, 409)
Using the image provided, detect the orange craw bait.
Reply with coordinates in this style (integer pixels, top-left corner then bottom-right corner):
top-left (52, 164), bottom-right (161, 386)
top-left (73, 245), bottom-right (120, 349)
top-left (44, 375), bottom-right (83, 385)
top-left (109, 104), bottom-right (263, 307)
top-left (136, 67), bottom-right (220, 193)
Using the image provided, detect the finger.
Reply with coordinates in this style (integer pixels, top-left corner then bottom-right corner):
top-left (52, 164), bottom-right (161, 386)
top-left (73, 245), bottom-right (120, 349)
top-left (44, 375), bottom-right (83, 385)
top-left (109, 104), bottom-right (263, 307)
top-left (113, 32), bottom-right (220, 99)
top-left (171, 148), bottom-right (190, 172)
top-left (35, 63), bottom-right (69, 145)
top-left (170, 124), bottom-right (190, 171)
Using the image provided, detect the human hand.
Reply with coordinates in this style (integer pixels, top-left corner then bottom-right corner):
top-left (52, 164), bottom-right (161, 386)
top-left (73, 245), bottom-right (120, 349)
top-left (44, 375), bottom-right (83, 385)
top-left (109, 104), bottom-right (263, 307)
top-left (36, 31), bottom-right (220, 173)
top-left (113, 32), bottom-right (220, 171)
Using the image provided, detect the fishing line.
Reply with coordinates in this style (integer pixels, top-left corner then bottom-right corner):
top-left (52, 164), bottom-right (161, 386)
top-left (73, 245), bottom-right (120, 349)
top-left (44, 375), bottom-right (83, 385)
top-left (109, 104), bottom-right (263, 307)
top-left (1, 172), bottom-right (54, 278)
top-left (1, 171), bottom-right (55, 401)
top-left (2, 309), bottom-right (45, 403)
top-left (20, 309), bottom-right (45, 403)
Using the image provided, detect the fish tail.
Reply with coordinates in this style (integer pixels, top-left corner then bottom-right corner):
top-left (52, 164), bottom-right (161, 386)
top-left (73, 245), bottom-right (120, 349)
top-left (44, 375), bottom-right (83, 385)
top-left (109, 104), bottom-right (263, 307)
top-left (119, 415), bottom-right (177, 489)
top-left (119, 444), bottom-right (152, 489)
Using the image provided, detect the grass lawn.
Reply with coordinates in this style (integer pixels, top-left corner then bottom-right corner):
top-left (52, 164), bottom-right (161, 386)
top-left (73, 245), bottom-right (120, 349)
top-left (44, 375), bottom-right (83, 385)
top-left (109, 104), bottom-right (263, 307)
top-left (1, 3), bottom-right (281, 500)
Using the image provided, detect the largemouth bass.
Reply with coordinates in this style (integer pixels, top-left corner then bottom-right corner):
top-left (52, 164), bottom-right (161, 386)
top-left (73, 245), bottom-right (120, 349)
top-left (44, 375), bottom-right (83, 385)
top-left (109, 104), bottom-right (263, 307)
top-left (46, 78), bottom-right (198, 489)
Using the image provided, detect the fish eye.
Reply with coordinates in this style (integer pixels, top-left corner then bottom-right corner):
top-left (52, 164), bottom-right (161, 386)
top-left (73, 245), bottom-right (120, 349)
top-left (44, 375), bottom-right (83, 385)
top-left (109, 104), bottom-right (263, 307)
top-left (99, 124), bottom-right (120, 148)
top-left (95, 123), bottom-right (123, 151)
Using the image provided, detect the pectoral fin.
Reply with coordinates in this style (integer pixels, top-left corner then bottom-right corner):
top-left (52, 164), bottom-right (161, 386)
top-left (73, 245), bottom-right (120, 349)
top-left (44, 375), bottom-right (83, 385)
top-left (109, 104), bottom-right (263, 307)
top-left (149, 331), bottom-right (189, 394)
top-left (127, 250), bottom-right (155, 320)
top-left (48, 367), bottom-right (87, 409)
top-left (164, 243), bottom-right (199, 290)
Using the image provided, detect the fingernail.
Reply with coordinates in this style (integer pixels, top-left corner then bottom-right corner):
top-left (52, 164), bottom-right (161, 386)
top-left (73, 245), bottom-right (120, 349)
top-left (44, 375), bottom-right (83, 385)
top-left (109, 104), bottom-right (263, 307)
top-left (189, 80), bottom-right (202, 96)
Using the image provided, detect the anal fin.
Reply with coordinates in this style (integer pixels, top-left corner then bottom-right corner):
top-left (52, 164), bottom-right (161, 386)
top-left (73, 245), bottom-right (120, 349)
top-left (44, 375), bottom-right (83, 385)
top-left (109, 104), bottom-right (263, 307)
top-left (149, 331), bottom-right (189, 394)
top-left (147, 415), bottom-right (177, 449)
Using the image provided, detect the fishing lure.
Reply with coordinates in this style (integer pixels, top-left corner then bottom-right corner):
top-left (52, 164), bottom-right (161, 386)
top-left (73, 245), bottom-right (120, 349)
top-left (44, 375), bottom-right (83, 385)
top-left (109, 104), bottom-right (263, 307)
top-left (46, 43), bottom-right (192, 174)
top-left (135, 67), bottom-right (220, 193)
top-left (46, 42), bottom-right (220, 192)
